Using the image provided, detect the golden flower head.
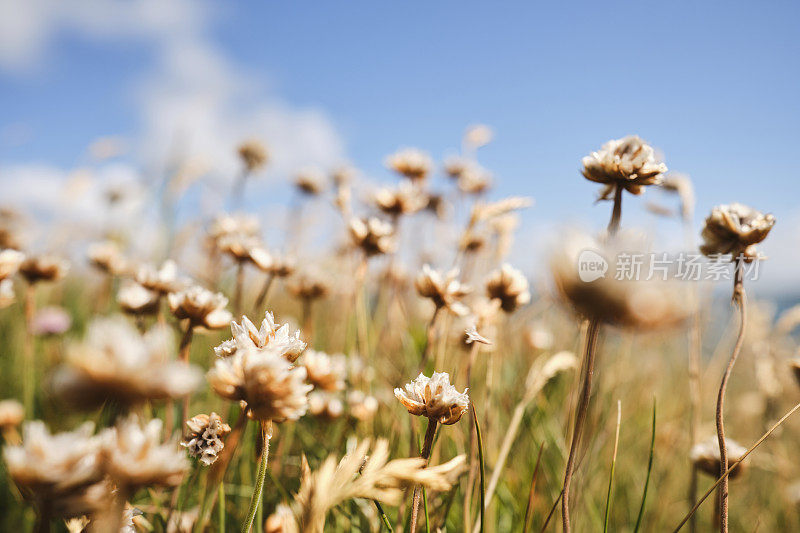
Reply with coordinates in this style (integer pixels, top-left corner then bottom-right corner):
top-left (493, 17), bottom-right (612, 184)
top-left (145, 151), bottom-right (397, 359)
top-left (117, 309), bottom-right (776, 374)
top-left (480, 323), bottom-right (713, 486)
top-left (136, 260), bottom-right (185, 295)
top-left (348, 217), bottom-right (396, 257)
top-left (3, 421), bottom-right (104, 514)
top-left (308, 391), bottom-right (344, 420)
top-left (0, 399), bottom-right (24, 431)
top-left (118, 281), bottom-right (160, 316)
top-left (52, 317), bottom-right (201, 409)
top-left (385, 148), bottom-right (432, 181)
top-left (699, 203), bottom-right (775, 262)
top-left (581, 135), bottom-right (667, 194)
top-left (181, 413), bottom-right (231, 466)
top-left (347, 390), bottom-right (379, 421)
top-left (486, 263), bottom-right (531, 313)
top-left (550, 230), bottom-right (691, 330)
top-left (238, 140), bottom-right (269, 172)
top-left (168, 285), bottom-right (232, 329)
top-left (302, 350), bottom-right (347, 392)
top-left (19, 254), bottom-right (68, 284)
top-left (294, 167), bottom-right (327, 195)
top-left (0, 248), bottom-right (25, 280)
top-left (214, 312), bottom-right (306, 362)
top-left (100, 415), bottom-right (189, 490)
top-left (415, 265), bottom-right (471, 316)
top-left (690, 436), bottom-right (748, 479)
top-left (394, 372), bottom-right (469, 425)
top-left (87, 241), bottom-right (127, 276)
top-left (207, 345), bottom-right (312, 422)
top-left (374, 179), bottom-right (427, 217)
top-left (288, 274), bottom-right (330, 301)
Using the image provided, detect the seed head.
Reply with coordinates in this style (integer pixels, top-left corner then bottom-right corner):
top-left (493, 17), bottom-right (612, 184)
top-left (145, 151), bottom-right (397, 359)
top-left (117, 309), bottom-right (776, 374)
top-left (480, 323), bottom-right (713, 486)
top-left (19, 254), bottom-right (68, 284)
top-left (214, 312), bottom-right (306, 362)
top-left (581, 135), bottom-right (667, 195)
top-left (207, 345), bottom-right (312, 422)
top-left (348, 217), bottom-right (396, 257)
top-left (385, 148), bottom-right (432, 182)
top-left (168, 285), bottom-right (232, 329)
top-left (87, 241), bottom-right (128, 276)
top-left (486, 263), bottom-right (531, 313)
top-left (181, 413), bottom-right (231, 466)
top-left (0, 248), bottom-right (25, 280)
top-left (294, 167), bottom-right (327, 195)
top-left (374, 180), bottom-right (427, 216)
top-left (302, 350), bottom-right (347, 392)
top-left (700, 203), bottom-right (775, 262)
top-left (238, 140), bottom-right (269, 172)
top-left (415, 265), bottom-right (471, 316)
top-left (690, 436), bottom-right (748, 479)
top-left (118, 282), bottom-right (160, 316)
top-left (394, 372), bottom-right (469, 425)
top-left (136, 260), bottom-right (184, 295)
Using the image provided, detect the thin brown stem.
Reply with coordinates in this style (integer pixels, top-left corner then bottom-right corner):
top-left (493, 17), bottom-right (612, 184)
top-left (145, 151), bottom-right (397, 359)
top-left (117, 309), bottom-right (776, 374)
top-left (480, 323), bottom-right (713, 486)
top-left (716, 261), bottom-right (746, 533)
top-left (410, 418), bottom-right (438, 532)
top-left (252, 272), bottom-right (275, 315)
top-left (463, 341), bottom-right (481, 532)
top-left (607, 185), bottom-right (623, 236)
top-left (562, 319), bottom-right (600, 533)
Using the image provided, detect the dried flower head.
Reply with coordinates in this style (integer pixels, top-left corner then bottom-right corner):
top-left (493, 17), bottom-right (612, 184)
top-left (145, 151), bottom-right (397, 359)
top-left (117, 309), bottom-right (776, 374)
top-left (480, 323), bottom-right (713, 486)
top-left (486, 263), bottom-right (531, 312)
top-left (216, 233), bottom-right (272, 269)
top-left (207, 345), bottom-right (312, 422)
top-left (238, 140), bottom-right (269, 172)
top-left (550, 230), bottom-right (690, 329)
top-left (168, 286), bottom-right (232, 329)
top-left (700, 203), bottom-right (775, 262)
top-left (385, 148), bottom-right (432, 181)
top-left (415, 265), bottom-right (471, 316)
top-left (348, 217), bottom-right (396, 257)
top-left (294, 167), bottom-right (327, 195)
top-left (464, 324), bottom-right (492, 345)
top-left (444, 156), bottom-right (470, 179)
top-left (181, 413), bottom-right (231, 466)
top-left (374, 180), bottom-right (427, 216)
top-left (0, 248), bottom-right (25, 280)
top-left (3, 421), bottom-right (104, 516)
top-left (288, 274), bottom-right (330, 301)
top-left (100, 415), bottom-right (188, 490)
top-left (581, 135), bottom-right (667, 195)
top-left (308, 391), bottom-right (344, 419)
top-left (31, 306), bottom-right (71, 336)
top-left (690, 436), bottom-right (748, 479)
top-left (394, 372), bottom-right (469, 425)
top-left (136, 260), bottom-right (184, 295)
top-left (19, 254), bottom-right (68, 284)
top-left (52, 317), bottom-right (201, 409)
top-left (214, 312), bottom-right (306, 362)
top-left (118, 282), bottom-right (160, 316)
top-left (457, 164), bottom-right (492, 195)
top-left (347, 390), bottom-right (379, 421)
top-left (303, 350), bottom-right (347, 392)
top-left (209, 213), bottom-right (261, 243)
top-left (87, 241), bottom-right (127, 276)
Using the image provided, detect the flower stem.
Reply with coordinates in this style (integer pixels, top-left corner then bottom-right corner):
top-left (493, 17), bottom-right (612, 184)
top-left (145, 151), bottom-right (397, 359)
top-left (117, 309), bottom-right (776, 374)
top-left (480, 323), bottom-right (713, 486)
top-left (253, 272), bottom-right (275, 315)
top-left (23, 284), bottom-right (36, 419)
top-left (607, 185), bottom-right (623, 236)
top-left (562, 319), bottom-right (600, 533)
top-left (242, 421), bottom-right (272, 533)
top-left (178, 322), bottom-right (194, 430)
top-left (410, 418), bottom-right (438, 532)
top-left (234, 261), bottom-right (245, 316)
top-left (716, 261), bottom-right (746, 533)
top-left (418, 307), bottom-right (441, 372)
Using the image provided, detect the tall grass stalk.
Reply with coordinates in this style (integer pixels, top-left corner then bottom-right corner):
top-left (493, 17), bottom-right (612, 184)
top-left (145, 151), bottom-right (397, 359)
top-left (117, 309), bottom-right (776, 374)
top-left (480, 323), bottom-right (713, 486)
top-left (523, 442), bottom-right (545, 533)
top-left (242, 421), bottom-right (271, 533)
top-left (633, 399), bottom-right (656, 533)
top-left (602, 401), bottom-right (622, 533)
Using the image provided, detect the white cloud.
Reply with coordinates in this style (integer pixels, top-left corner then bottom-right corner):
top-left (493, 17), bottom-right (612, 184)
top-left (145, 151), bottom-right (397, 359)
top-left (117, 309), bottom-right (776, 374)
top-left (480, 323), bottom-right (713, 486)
top-left (1, 0), bottom-right (346, 223)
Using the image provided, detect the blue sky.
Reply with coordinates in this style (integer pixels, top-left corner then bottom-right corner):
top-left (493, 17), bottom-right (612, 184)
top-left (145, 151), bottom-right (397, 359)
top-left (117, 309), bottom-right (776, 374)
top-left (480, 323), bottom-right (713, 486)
top-left (1, 0), bottom-right (799, 287)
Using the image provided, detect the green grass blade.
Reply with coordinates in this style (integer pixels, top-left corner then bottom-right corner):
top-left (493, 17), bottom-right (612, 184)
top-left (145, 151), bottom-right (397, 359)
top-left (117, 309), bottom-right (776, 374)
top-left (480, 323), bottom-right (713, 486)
top-left (523, 442), bottom-right (545, 533)
top-left (633, 398), bottom-right (656, 533)
top-left (472, 405), bottom-right (486, 533)
top-left (603, 400), bottom-right (622, 533)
